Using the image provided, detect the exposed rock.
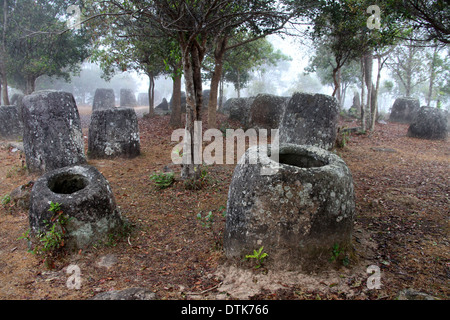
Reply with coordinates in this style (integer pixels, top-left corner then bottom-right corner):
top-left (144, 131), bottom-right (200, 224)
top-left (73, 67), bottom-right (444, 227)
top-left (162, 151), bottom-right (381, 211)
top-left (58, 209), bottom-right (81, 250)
top-left (248, 94), bottom-right (288, 130)
top-left (389, 97), bottom-right (420, 123)
top-left (397, 289), bottom-right (439, 300)
top-left (155, 98), bottom-right (169, 111)
top-left (10, 93), bottom-right (25, 121)
top-left (21, 91), bottom-right (86, 174)
top-left (228, 97), bottom-right (255, 128)
top-left (279, 92), bottom-right (339, 150)
top-left (0, 105), bottom-right (23, 140)
top-left (92, 88), bottom-right (115, 111)
top-left (29, 164), bottom-right (124, 250)
top-left (88, 107), bottom-right (140, 159)
top-left (120, 89), bottom-right (137, 107)
top-left (407, 106), bottom-right (448, 140)
top-left (91, 287), bottom-right (157, 300)
top-left (10, 181), bottom-right (34, 210)
top-left (224, 143), bottom-right (355, 271)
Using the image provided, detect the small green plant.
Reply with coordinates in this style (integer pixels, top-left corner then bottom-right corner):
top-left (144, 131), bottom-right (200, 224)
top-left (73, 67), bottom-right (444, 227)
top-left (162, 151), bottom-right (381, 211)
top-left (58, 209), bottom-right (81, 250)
top-left (150, 172), bottom-right (175, 189)
top-left (197, 211), bottom-right (214, 228)
top-left (19, 202), bottom-right (71, 268)
top-left (1, 194), bottom-right (11, 206)
top-left (245, 246), bottom-right (269, 269)
top-left (183, 167), bottom-right (211, 190)
top-left (336, 129), bottom-right (350, 149)
top-left (329, 243), bottom-right (350, 266)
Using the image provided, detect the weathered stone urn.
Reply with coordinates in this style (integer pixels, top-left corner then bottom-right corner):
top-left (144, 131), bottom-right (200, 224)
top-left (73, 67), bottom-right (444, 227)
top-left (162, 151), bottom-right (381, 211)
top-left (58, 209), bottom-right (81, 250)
top-left (29, 164), bottom-right (124, 249)
top-left (224, 144), bottom-right (355, 270)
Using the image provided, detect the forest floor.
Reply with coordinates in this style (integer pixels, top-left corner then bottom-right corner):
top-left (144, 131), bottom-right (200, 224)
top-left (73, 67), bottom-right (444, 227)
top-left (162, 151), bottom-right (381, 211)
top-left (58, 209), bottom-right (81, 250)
top-left (0, 106), bottom-right (448, 300)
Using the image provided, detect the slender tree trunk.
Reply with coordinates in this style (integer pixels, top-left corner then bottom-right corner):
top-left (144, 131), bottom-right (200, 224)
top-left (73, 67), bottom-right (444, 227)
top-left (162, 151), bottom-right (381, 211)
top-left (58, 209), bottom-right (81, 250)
top-left (236, 70), bottom-right (241, 98)
top-left (427, 45), bottom-right (438, 107)
top-left (169, 69), bottom-right (182, 128)
top-left (208, 37), bottom-right (227, 129)
top-left (26, 77), bottom-right (36, 95)
top-left (360, 57), bottom-right (366, 132)
top-left (371, 55), bottom-right (383, 130)
top-left (147, 73), bottom-right (155, 116)
top-left (364, 53), bottom-right (373, 129)
top-left (218, 74), bottom-right (224, 110)
top-left (1, 0), bottom-right (9, 105)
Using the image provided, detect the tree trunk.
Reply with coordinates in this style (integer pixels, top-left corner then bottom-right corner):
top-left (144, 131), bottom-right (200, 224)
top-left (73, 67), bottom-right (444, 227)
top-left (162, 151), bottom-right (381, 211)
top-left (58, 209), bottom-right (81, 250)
top-left (208, 36), bottom-right (228, 129)
top-left (371, 55), bottom-right (384, 131)
top-left (1, 0), bottom-right (9, 105)
top-left (360, 56), bottom-right (366, 132)
top-left (218, 74), bottom-right (224, 110)
top-left (169, 70), bottom-right (182, 128)
top-left (147, 73), bottom-right (155, 116)
top-left (236, 70), bottom-right (241, 98)
top-left (364, 53), bottom-right (373, 129)
top-left (180, 37), bottom-right (204, 181)
top-left (26, 77), bottom-right (36, 95)
top-left (426, 45), bottom-right (438, 107)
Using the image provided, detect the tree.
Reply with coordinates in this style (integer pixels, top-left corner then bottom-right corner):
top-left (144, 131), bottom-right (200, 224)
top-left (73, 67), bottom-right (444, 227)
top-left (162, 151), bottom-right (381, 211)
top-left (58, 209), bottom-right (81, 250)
top-left (2, 0), bottom-right (91, 94)
top-left (393, 0), bottom-right (450, 44)
top-left (386, 38), bottom-right (429, 98)
top-left (110, 0), bottom-right (292, 180)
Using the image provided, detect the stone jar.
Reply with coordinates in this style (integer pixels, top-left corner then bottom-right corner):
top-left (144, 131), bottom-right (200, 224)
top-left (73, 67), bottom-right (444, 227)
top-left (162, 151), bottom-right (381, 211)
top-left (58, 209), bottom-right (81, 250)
top-left (21, 90), bottom-right (86, 174)
top-left (29, 164), bottom-right (124, 250)
top-left (88, 107), bottom-right (140, 159)
top-left (224, 144), bottom-right (355, 270)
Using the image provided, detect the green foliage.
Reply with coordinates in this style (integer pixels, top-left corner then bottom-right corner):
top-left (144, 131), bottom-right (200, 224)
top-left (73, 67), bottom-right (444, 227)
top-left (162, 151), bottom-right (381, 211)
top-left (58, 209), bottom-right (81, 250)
top-left (183, 167), bottom-right (210, 190)
top-left (196, 211), bottom-right (214, 229)
top-left (19, 202), bottom-right (71, 268)
top-left (1, 194), bottom-right (11, 207)
top-left (329, 243), bottom-right (350, 266)
top-left (245, 246), bottom-right (269, 269)
top-left (150, 172), bottom-right (175, 189)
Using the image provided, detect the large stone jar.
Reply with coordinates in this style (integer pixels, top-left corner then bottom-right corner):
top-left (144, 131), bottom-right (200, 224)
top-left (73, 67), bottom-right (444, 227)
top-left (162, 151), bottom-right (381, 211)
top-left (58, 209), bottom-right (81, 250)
top-left (29, 165), bottom-right (124, 249)
top-left (224, 144), bottom-right (355, 270)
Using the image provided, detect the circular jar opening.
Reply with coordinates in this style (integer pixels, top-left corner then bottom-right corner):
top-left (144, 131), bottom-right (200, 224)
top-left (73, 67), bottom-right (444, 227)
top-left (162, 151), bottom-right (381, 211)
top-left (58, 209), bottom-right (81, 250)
top-left (48, 173), bottom-right (88, 194)
top-left (278, 153), bottom-right (327, 168)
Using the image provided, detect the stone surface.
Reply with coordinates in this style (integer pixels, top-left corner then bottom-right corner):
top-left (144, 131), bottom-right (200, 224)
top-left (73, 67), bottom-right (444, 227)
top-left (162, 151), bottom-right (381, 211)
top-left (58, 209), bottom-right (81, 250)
top-left (228, 97), bottom-right (255, 127)
top-left (248, 94), bottom-right (288, 130)
top-left (397, 289), bottom-right (439, 300)
top-left (155, 98), bottom-right (169, 111)
top-left (389, 97), bottom-right (420, 123)
top-left (279, 93), bottom-right (339, 150)
top-left (88, 107), bottom-right (140, 159)
top-left (21, 91), bottom-right (86, 174)
top-left (120, 89), bottom-right (137, 107)
top-left (91, 287), bottom-right (157, 300)
top-left (0, 105), bottom-right (23, 140)
top-left (10, 181), bottom-right (34, 210)
top-left (224, 143), bottom-right (355, 270)
top-left (29, 164), bottom-right (124, 249)
top-left (92, 88), bottom-right (115, 111)
top-left (407, 107), bottom-right (448, 140)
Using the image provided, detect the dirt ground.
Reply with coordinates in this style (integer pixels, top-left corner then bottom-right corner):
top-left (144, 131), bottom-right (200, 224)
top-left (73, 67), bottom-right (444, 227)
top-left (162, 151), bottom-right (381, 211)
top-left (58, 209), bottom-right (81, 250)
top-left (0, 107), bottom-right (448, 300)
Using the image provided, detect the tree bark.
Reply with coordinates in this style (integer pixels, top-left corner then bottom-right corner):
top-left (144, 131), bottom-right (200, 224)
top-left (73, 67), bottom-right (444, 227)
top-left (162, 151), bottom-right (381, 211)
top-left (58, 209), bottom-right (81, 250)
top-left (1, 0), bottom-right (9, 105)
top-left (169, 70), bottom-right (182, 128)
top-left (360, 56), bottom-right (366, 132)
top-left (426, 45), bottom-right (438, 107)
top-left (208, 36), bottom-right (228, 129)
top-left (180, 35), bottom-right (205, 180)
top-left (147, 73), bottom-right (155, 116)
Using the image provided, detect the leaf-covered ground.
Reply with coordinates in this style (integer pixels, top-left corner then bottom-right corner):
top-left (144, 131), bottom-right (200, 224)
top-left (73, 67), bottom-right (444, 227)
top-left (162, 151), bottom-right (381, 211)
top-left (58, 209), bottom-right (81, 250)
top-left (0, 109), bottom-right (448, 300)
